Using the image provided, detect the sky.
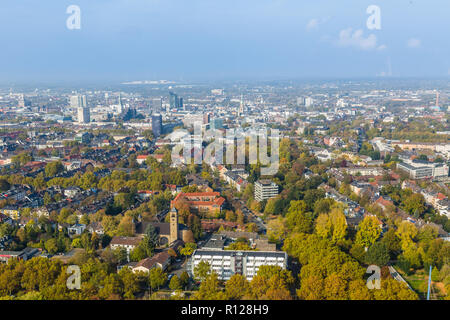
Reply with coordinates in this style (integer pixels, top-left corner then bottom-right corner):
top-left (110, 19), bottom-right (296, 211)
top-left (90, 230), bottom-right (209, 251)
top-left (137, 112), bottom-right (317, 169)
top-left (0, 0), bottom-right (449, 83)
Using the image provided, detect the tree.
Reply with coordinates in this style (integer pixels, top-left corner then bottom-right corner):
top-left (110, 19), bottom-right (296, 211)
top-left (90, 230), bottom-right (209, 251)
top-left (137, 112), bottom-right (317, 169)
top-left (180, 242), bottom-right (197, 257)
top-left (45, 161), bottom-right (64, 177)
top-left (380, 229), bottom-right (401, 258)
top-left (267, 216), bottom-right (287, 244)
top-left (373, 278), bottom-right (419, 300)
top-left (348, 279), bottom-right (372, 300)
top-left (194, 261), bottom-right (211, 282)
top-left (397, 255), bottom-right (412, 275)
top-left (355, 216), bottom-right (382, 249)
top-left (315, 208), bottom-right (347, 244)
top-left (169, 275), bottom-right (182, 291)
top-left (323, 273), bottom-right (348, 300)
top-left (365, 242), bottom-right (390, 266)
top-left (402, 194), bottom-right (426, 217)
top-left (225, 274), bottom-right (249, 300)
top-left (396, 221), bottom-right (418, 246)
top-left (118, 267), bottom-right (139, 299)
top-left (193, 272), bottom-right (226, 300)
top-left (149, 268), bottom-right (167, 291)
top-left (350, 244), bottom-right (366, 264)
top-left (179, 271), bottom-right (190, 290)
top-left (285, 200), bottom-right (312, 233)
top-left (145, 224), bottom-right (159, 251)
top-left (117, 215), bottom-right (135, 236)
top-left (264, 198), bottom-right (277, 215)
top-left (315, 213), bottom-right (331, 239)
top-left (129, 246), bottom-right (147, 262)
top-left (45, 238), bottom-right (58, 254)
top-left (249, 265), bottom-right (294, 299)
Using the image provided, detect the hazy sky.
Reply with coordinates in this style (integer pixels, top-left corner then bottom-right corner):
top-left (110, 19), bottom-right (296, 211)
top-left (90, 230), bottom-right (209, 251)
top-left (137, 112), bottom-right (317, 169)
top-left (1, 0), bottom-right (449, 82)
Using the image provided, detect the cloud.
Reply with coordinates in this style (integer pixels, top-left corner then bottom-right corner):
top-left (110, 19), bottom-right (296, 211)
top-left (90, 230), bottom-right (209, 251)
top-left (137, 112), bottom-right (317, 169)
top-left (336, 28), bottom-right (385, 51)
top-left (306, 17), bottom-right (330, 31)
top-left (306, 19), bottom-right (319, 31)
top-left (407, 38), bottom-right (421, 48)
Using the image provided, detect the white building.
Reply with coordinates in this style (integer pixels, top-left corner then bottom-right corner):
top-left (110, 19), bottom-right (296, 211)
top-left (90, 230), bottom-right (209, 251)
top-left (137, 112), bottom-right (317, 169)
top-left (190, 249), bottom-right (287, 281)
top-left (77, 107), bottom-right (90, 123)
top-left (397, 160), bottom-right (449, 180)
top-left (254, 180), bottom-right (279, 202)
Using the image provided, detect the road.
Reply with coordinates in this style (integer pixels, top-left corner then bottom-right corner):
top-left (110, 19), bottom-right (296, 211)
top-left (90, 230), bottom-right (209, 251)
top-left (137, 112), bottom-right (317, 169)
top-left (238, 200), bottom-right (267, 233)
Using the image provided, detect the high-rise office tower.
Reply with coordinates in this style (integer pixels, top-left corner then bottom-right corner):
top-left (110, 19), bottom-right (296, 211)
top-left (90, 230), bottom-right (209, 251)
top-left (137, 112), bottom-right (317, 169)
top-left (169, 92), bottom-right (183, 110)
top-left (152, 114), bottom-right (163, 137)
top-left (71, 94), bottom-right (89, 123)
top-left (70, 94), bottom-right (87, 109)
top-left (78, 106), bottom-right (90, 123)
top-left (169, 92), bottom-right (178, 110)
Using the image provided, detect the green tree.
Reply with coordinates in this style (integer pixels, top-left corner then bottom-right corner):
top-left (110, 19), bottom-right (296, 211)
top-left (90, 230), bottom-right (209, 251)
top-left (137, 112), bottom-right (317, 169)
top-left (45, 161), bottom-right (64, 177)
top-left (365, 242), bottom-right (390, 266)
top-left (285, 200), bottom-right (312, 233)
top-left (194, 261), bottom-right (211, 282)
top-left (149, 268), bottom-right (167, 291)
top-left (180, 243), bottom-right (197, 257)
top-left (169, 275), bottom-right (182, 291)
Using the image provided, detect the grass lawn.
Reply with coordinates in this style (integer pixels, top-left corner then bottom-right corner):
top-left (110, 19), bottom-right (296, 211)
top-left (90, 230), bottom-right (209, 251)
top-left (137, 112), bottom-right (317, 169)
top-left (394, 267), bottom-right (445, 300)
top-left (394, 267), bottom-right (428, 299)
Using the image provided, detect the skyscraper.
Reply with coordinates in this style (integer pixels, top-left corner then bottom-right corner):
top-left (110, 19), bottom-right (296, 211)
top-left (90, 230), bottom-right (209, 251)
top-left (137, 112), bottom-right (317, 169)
top-left (152, 114), bottom-right (162, 138)
top-left (179, 97), bottom-right (184, 110)
top-left (78, 106), bottom-right (90, 123)
top-left (169, 92), bottom-right (178, 110)
top-left (169, 92), bottom-right (183, 110)
top-left (70, 94), bottom-right (87, 109)
top-left (71, 94), bottom-right (89, 123)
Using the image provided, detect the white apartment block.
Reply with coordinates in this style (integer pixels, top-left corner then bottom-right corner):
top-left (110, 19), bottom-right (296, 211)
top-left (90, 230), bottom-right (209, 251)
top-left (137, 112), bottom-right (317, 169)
top-left (189, 249), bottom-right (288, 281)
top-left (254, 180), bottom-right (279, 202)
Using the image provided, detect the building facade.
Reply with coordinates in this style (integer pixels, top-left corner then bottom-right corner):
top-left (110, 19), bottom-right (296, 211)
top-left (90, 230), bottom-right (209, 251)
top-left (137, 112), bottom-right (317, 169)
top-left (397, 160), bottom-right (449, 180)
top-left (254, 180), bottom-right (279, 202)
top-left (152, 114), bottom-right (162, 137)
top-left (189, 249), bottom-right (288, 281)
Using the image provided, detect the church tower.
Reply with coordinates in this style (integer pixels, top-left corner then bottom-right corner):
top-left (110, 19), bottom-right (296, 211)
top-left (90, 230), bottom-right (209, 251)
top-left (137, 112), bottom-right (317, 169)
top-left (169, 206), bottom-right (179, 243)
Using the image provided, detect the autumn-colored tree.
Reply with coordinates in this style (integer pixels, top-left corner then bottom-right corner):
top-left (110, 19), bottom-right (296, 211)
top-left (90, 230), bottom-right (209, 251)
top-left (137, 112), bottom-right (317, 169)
top-left (192, 272), bottom-right (226, 300)
top-left (372, 278), bottom-right (419, 300)
top-left (225, 274), bottom-right (249, 300)
top-left (194, 261), bottom-right (211, 282)
top-left (355, 216), bottom-right (382, 249)
top-left (285, 200), bottom-right (312, 233)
